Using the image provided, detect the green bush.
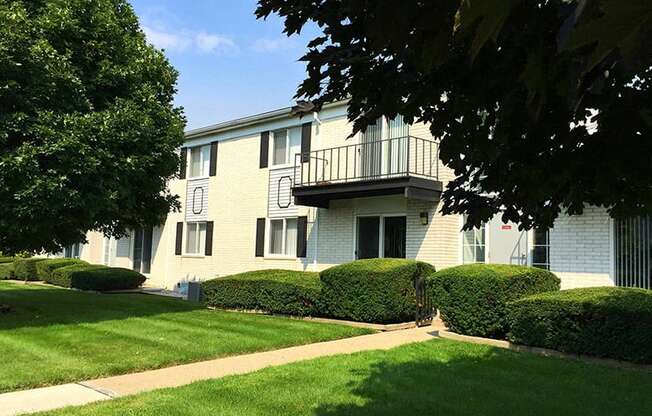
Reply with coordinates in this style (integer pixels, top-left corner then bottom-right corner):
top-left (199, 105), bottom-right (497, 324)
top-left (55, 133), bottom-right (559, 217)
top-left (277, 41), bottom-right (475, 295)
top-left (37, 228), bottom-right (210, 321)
top-left (320, 259), bottom-right (436, 324)
top-left (13, 258), bottom-right (48, 281)
top-left (202, 269), bottom-right (321, 316)
top-left (0, 263), bottom-right (14, 280)
top-left (48, 265), bottom-right (146, 291)
top-left (36, 258), bottom-right (89, 281)
top-left (508, 287), bottom-right (652, 364)
top-left (430, 264), bottom-right (560, 338)
top-left (0, 257), bottom-right (14, 264)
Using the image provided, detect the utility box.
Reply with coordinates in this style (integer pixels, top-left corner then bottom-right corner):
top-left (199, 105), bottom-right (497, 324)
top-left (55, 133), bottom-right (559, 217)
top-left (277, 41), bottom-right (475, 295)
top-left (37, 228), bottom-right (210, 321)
top-left (187, 281), bottom-right (202, 303)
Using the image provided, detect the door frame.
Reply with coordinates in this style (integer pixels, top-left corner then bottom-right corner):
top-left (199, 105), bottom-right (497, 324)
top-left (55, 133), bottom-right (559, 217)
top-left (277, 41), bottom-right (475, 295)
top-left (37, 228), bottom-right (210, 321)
top-left (353, 213), bottom-right (407, 260)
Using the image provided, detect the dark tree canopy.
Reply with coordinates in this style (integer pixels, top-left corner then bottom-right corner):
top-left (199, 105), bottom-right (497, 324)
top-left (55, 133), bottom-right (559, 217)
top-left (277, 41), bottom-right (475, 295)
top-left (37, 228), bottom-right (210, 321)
top-left (0, 0), bottom-right (185, 254)
top-left (257, 0), bottom-right (652, 230)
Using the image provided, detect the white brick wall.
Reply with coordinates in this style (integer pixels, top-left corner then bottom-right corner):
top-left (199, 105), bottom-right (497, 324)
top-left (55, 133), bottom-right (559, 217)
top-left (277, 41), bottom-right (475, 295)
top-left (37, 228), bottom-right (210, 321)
top-left (550, 207), bottom-right (614, 289)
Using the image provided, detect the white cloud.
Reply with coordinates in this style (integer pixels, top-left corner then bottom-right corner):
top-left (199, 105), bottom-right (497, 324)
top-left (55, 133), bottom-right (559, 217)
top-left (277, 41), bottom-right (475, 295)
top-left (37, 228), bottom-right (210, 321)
top-left (195, 32), bottom-right (238, 54)
top-left (251, 36), bottom-right (298, 53)
top-left (142, 25), bottom-right (236, 54)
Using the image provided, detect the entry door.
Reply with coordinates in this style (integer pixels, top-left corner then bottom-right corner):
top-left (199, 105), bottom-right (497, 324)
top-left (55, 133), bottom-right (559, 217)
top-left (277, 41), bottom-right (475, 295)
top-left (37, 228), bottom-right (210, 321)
top-left (132, 228), bottom-right (153, 274)
top-left (356, 217), bottom-right (380, 259)
top-left (356, 216), bottom-right (407, 259)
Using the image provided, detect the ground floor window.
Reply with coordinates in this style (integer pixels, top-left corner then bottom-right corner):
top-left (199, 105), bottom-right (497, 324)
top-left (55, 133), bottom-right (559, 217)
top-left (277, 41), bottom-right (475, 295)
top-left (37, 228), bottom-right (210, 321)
top-left (356, 215), bottom-right (406, 259)
top-left (64, 243), bottom-right (81, 259)
top-left (269, 217), bottom-right (297, 256)
top-left (614, 216), bottom-right (651, 290)
top-left (531, 228), bottom-right (550, 270)
top-left (185, 222), bottom-right (206, 255)
top-left (462, 216), bottom-right (485, 263)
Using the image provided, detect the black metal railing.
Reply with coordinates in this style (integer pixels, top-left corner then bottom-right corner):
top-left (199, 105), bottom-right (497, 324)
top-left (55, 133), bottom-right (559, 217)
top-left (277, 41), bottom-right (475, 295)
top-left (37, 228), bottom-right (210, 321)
top-left (293, 136), bottom-right (439, 187)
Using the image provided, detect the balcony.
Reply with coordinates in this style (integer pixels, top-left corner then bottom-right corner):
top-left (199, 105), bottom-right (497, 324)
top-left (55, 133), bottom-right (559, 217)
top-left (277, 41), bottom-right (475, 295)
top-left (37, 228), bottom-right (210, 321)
top-left (292, 136), bottom-right (443, 208)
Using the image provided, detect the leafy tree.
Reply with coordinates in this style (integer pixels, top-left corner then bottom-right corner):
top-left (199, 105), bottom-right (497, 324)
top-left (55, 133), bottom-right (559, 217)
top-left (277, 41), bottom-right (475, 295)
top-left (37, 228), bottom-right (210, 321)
top-left (257, 0), bottom-right (652, 229)
top-left (0, 0), bottom-right (185, 254)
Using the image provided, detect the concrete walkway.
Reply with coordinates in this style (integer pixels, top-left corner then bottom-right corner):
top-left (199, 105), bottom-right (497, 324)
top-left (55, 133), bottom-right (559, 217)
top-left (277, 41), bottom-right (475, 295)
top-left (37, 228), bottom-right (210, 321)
top-left (0, 326), bottom-right (441, 416)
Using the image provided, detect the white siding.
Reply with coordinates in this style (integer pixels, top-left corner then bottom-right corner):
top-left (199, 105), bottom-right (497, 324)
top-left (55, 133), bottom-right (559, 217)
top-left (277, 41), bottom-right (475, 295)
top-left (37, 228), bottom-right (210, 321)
top-left (268, 167), bottom-right (298, 218)
top-left (185, 178), bottom-right (209, 222)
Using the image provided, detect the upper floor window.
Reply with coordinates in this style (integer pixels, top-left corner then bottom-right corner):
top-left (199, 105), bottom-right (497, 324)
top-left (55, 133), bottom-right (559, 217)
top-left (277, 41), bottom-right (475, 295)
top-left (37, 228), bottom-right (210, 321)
top-left (272, 127), bottom-right (301, 167)
top-left (531, 228), bottom-right (550, 270)
top-left (462, 215), bottom-right (486, 263)
top-left (189, 145), bottom-right (210, 178)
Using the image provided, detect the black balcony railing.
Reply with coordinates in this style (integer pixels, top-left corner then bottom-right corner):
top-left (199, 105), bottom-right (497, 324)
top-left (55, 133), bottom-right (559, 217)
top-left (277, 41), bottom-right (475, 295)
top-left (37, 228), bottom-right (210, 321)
top-left (293, 136), bottom-right (439, 188)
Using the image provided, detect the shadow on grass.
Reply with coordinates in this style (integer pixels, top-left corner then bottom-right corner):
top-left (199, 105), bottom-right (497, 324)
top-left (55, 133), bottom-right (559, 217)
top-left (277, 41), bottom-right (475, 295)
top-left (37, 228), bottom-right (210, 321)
top-left (312, 343), bottom-right (652, 416)
top-left (0, 283), bottom-right (200, 330)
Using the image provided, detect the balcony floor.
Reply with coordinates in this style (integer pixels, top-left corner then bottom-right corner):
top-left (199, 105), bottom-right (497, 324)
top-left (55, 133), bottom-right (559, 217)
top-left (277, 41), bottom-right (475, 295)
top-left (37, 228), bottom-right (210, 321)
top-left (292, 176), bottom-right (443, 208)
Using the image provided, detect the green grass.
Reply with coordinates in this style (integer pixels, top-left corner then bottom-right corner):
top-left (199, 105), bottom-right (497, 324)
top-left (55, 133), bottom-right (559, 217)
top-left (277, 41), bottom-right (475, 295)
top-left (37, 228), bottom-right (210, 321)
top-left (40, 338), bottom-right (652, 416)
top-left (0, 281), bottom-right (370, 393)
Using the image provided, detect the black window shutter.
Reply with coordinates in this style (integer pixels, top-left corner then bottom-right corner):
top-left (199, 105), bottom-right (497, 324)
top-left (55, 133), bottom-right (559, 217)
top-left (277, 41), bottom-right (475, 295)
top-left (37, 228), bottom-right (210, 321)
top-left (255, 218), bottom-right (266, 257)
top-left (205, 221), bottom-right (214, 256)
top-left (297, 216), bottom-right (308, 258)
top-left (259, 132), bottom-right (269, 168)
top-left (209, 142), bottom-right (218, 176)
top-left (175, 222), bottom-right (183, 255)
top-left (301, 122), bottom-right (312, 163)
top-left (179, 148), bottom-right (187, 179)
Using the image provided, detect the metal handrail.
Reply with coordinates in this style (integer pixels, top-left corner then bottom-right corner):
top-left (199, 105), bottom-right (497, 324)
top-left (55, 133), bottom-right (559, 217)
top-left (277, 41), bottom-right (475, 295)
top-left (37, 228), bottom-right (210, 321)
top-left (293, 135), bottom-right (439, 187)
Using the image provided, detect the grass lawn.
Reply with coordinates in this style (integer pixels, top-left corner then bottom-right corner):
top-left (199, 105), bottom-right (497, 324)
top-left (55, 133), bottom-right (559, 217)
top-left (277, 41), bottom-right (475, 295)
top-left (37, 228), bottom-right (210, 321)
top-left (40, 338), bottom-right (652, 416)
top-left (0, 281), bottom-right (370, 393)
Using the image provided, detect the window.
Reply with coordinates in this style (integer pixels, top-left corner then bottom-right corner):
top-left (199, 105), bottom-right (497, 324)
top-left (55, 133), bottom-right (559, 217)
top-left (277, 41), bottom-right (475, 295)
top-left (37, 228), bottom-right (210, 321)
top-left (531, 228), bottom-right (550, 270)
top-left (189, 145), bottom-right (210, 178)
top-left (268, 218), bottom-right (297, 256)
top-left (271, 127), bottom-right (301, 166)
top-left (185, 222), bottom-right (206, 255)
top-left (355, 215), bottom-right (406, 259)
top-left (462, 216), bottom-right (486, 263)
top-left (64, 243), bottom-right (81, 258)
top-left (614, 216), bottom-right (652, 289)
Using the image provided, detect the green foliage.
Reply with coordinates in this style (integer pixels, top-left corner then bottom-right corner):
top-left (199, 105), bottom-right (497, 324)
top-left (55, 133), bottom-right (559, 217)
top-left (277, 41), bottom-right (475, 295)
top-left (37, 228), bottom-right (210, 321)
top-left (12, 258), bottom-right (48, 281)
top-left (0, 263), bottom-right (14, 280)
top-left (202, 270), bottom-right (321, 316)
top-left (36, 258), bottom-right (88, 281)
top-left (48, 265), bottom-right (145, 291)
top-left (508, 287), bottom-right (652, 364)
top-left (0, 0), bottom-right (185, 255)
top-left (430, 264), bottom-right (560, 338)
top-left (0, 257), bottom-right (14, 264)
top-left (320, 259), bottom-right (435, 324)
top-left (257, 0), bottom-right (652, 228)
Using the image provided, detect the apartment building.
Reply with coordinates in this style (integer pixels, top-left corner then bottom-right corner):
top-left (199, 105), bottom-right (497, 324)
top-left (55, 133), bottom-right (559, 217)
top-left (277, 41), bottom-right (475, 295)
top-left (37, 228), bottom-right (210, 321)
top-left (71, 101), bottom-right (651, 291)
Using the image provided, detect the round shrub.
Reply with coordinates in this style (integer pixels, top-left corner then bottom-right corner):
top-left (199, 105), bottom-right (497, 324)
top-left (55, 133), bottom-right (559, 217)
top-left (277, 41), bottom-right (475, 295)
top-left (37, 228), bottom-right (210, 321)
top-left (507, 287), bottom-right (652, 364)
top-left (13, 258), bottom-right (48, 281)
top-left (430, 264), bottom-right (560, 338)
top-left (202, 269), bottom-right (321, 316)
top-left (320, 259), bottom-right (436, 324)
top-left (49, 265), bottom-right (146, 291)
top-left (36, 258), bottom-right (89, 281)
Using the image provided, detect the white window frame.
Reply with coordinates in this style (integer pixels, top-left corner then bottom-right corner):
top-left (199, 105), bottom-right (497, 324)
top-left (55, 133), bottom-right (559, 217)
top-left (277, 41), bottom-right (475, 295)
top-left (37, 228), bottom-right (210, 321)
top-left (460, 215), bottom-right (487, 264)
top-left (352, 213), bottom-right (407, 260)
top-left (184, 221), bottom-right (207, 257)
top-left (271, 127), bottom-right (301, 168)
top-left (265, 217), bottom-right (298, 259)
top-left (187, 144), bottom-right (211, 179)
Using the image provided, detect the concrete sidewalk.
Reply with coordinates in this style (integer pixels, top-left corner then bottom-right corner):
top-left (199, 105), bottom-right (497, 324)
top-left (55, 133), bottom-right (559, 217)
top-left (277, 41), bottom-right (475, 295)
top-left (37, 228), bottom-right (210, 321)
top-left (0, 325), bottom-right (441, 416)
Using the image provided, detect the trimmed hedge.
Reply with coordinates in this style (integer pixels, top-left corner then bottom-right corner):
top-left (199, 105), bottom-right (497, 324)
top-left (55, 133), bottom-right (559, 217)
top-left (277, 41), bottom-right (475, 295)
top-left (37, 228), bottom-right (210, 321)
top-left (0, 257), bottom-right (14, 264)
top-left (202, 269), bottom-right (321, 316)
top-left (36, 258), bottom-right (89, 281)
top-left (13, 258), bottom-right (48, 281)
top-left (430, 264), bottom-right (560, 338)
top-left (320, 259), bottom-right (436, 324)
top-left (48, 265), bottom-right (146, 291)
top-left (508, 287), bottom-right (652, 364)
top-left (0, 263), bottom-right (14, 280)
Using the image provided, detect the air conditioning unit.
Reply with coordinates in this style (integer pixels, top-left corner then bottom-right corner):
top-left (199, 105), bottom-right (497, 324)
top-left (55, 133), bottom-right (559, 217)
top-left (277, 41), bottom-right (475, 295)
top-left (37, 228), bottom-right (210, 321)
top-left (187, 281), bottom-right (202, 303)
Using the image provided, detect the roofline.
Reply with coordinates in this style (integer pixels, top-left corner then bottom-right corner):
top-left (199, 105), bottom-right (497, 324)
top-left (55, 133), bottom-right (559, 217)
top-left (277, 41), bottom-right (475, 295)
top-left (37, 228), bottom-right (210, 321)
top-left (183, 100), bottom-right (348, 140)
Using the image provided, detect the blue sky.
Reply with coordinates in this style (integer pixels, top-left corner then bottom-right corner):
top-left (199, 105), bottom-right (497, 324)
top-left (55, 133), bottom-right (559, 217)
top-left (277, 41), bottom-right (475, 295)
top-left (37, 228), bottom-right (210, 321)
top-left (130, 0), bottom-right (321, 130)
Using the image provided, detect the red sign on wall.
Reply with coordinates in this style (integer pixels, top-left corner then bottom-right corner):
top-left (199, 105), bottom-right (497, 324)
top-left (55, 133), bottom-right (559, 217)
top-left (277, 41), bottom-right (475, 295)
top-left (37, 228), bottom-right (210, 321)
top-left (501, 225), bottom-right (512, 230)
